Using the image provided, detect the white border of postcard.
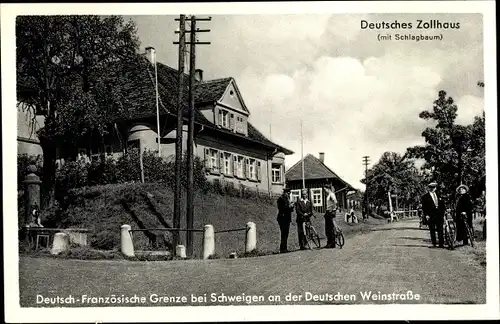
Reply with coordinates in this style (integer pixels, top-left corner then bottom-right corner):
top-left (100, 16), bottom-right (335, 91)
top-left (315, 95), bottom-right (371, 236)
top-left (2, 1), bottom-right (499, 322)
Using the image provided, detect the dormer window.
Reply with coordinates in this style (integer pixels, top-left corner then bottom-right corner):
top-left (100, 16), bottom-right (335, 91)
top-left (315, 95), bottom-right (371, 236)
top-left (221, 110), bottom-right (230, 128)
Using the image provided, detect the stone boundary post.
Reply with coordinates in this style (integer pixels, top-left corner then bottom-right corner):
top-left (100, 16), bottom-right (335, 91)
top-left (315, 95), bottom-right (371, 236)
top-left (23, 165), bottom-right (42, 226)
top-left (120, 224), bottom-right (135, 257)
top-left (245, 222), bottom-right (257, 253)
top-left (176, 245), bottom-right (187, 259)
top-left (203, 224), bottom-right (215, 259)
top-left (51, 232), bottom-right (69, 255)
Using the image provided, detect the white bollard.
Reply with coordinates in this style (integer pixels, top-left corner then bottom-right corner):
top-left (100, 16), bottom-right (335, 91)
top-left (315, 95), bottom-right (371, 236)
top-left (245, 222), bottom-right (257, 253)
top-left (203, 224), bottom-right (215, 260)
top-left (176, 245), bottom-right (187, 258)
top-left (51, 232), bottom-right (69, 255)
top-left (120, 224), bottom-right (135, 257)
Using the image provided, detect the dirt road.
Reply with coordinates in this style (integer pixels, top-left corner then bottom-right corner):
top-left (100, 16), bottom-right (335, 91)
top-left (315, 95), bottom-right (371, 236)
top-left (19, 219), bottom-right (486, 306)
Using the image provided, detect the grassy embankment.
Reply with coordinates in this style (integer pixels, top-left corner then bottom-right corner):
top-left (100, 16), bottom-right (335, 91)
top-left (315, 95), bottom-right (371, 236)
top-left (24, 183), bottom-right (391, 260)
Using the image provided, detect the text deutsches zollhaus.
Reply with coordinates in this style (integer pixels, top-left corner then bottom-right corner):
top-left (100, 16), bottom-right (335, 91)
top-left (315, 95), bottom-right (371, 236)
top-left (361, 20), bottom-right (460, 30)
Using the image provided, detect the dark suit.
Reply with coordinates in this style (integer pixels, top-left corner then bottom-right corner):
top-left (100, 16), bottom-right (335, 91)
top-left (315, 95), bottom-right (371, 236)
top-left (421, 191), bottom-right (445, 246)
top-left (295, 198), bottom-right (314, 249)
top-left (277, 193), bottom-right (294, 252)
top-left (455, 193), bottom-right (473, 244)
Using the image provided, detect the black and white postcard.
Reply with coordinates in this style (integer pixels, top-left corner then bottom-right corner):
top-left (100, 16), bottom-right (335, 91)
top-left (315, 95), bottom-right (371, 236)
top-left (2, 1), bottom-right (498, 322)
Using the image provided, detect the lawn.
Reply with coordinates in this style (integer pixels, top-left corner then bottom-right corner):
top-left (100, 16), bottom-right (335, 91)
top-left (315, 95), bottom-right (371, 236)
top-left (23, 183), bottom-right (391, 259)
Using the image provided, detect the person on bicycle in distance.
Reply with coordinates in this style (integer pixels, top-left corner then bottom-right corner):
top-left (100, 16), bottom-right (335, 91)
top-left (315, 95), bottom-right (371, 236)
top-left (324, 184), bottom-right (338, 248)
top-left (455, 184), bottom-right (473, 246)
top-left (295, 188), bottom-right (314, 250)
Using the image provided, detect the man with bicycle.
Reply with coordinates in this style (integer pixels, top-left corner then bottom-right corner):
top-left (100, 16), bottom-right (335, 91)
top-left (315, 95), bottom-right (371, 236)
top-left (324, 184), bottom-right (338, 248)
top-left (421, 182), bottom-right (445, 248)
top-left (295, 189), bottom-right (314, 250)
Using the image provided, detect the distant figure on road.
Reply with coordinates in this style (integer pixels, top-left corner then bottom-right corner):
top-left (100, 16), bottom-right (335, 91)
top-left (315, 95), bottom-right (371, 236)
top-left (277, 188), bottom-right (294, 253)
top-left (295, 189), bottom-right (314, 250)
top-left (455, 184), bottom-right (473, 246)
top-left (324, 184), bottom-right (338, 248)
top-left (421, 182), bottom-right (445, 248)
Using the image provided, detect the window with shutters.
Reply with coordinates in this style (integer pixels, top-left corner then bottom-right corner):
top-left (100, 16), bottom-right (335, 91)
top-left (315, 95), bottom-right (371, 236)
top-left (221, 110), bottom-right (230, 128)
top-left (208, 149), bottom-right (218, 172)
top-left (236, 156), bottom-right (244, 178)
top-left (248, 159), bottom-right (257, 180)
top-left (223, 152), bottom-right (232, 175)
top-left (271, 163), bottom-right (283, 183)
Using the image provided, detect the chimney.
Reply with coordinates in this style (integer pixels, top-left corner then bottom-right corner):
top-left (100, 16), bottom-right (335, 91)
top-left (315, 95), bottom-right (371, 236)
top-left (145, 46), bottom-right (156, 64)
top-left (319, 152), bottom-right (325, 163)
top-left (195, 69), bottom-right (203, 82)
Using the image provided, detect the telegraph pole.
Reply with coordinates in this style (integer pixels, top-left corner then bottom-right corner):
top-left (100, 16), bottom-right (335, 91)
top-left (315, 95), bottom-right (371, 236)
top-left (173, 15), bottom-right (186, 252)
top-left (362, 156), bottom-right (370, 219)
top-left (176, 15), bottom-right (211, 258)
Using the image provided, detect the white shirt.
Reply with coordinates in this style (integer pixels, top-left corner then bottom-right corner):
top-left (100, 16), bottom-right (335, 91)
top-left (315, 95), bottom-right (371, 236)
top-left (430, 191), bottom-right (438, 207)
top-left (325, 189), bottom-right (337, 212)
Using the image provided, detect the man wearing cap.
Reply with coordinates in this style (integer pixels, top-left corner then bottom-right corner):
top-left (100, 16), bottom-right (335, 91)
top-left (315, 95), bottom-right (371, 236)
top-left (421, 182), bottom-right (445, 248)
top-left (277, 188), bottom-right (294, 253)
top-left (295, 189), bottom-right (314, 250)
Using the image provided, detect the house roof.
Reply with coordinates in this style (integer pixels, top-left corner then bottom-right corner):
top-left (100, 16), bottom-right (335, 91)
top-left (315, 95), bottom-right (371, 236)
top-left (195, 77), bottom-right (233, 105)
top-left (285, 154), bottom-right (354, 190)
top-left (104, 55), bottom-right (293, 155)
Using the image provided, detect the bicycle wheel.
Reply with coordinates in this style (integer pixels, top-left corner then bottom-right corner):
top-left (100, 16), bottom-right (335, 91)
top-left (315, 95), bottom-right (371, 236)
top-left (445, 225), bottom-right (455, 250)
top-left (336, 231), bottom-right (345, 249)
top-left (304, 225), bottom-right (312, 250)
top-left (464, 222), bottom-right (475, 248)
top-left (309, 226), bottom-right (321, 249)
top-left (447, 220), bottom-right (457, 243)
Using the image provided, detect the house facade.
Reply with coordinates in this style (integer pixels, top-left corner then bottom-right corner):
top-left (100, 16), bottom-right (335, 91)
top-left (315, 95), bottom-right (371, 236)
top-left (285, 153), bottom-right (355, 213)
top-left (17, 47), bottom-right (293, 196)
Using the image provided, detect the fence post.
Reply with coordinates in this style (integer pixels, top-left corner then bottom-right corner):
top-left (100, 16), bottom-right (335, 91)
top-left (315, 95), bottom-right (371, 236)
top-left (176, 245), bottom-right (187, 259)
top-left (245, 222), bottom-right (257, 253)
top-left (203, 224), bottom-right (215, 259)
top-left (121, 224), bottom-right (135, 257)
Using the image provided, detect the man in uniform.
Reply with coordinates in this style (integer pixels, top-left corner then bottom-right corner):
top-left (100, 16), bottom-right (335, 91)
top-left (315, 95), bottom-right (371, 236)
top-left (277, 188), bottom-right (294, 253)
top-left (421, 182), bottom-right (445, 248)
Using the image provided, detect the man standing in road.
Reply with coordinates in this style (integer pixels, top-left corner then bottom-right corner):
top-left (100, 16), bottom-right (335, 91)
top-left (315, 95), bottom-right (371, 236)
top-left (421, 182), bottom-right (445, 248)
top-left (295, 189), bottom-right (314, 250)
top-left (324, 184), bottom-right (338, 248)
top-left (277, 188), bottom-right (294, 253)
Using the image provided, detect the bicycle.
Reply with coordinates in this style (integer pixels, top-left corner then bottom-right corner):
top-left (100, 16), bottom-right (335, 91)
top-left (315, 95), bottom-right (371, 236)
top-left (303, 214), bottom-right (321, 249)
top-left (458, 212), bottom-right (475, 247)
top-left (442, 213), bottom-right (457, 250)
top-left (333, 219), bottom-right (345, 249)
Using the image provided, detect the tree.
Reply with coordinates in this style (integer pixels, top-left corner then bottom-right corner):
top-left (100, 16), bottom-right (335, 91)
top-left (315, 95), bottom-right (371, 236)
top-left (406, 90), bottom-right (485, 205)
top-left (16, 15), bottom-right (139, 206)
top-left (361, 151), bottom-right (425, 213)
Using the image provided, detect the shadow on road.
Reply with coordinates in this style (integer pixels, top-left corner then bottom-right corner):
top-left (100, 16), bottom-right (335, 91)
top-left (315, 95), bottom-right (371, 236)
top-left (399, 236), bottom-right (431, 243)
top-left (392, 244), bottom-right (431, 248)
top-left (372, 227), bottom-right (419, 232)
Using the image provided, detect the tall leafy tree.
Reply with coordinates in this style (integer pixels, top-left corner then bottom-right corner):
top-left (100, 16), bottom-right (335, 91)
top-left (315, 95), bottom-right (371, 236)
top-left (16, 15), bottom-right (139, 206)
top-left (362, 151), bottom-right (425, 212)
top-left (407, 90), bottom-right (485, 205)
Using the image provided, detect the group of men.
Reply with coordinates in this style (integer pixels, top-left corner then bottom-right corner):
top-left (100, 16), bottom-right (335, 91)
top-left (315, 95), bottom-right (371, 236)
top-left (276, 185), bottom-right (339, 252)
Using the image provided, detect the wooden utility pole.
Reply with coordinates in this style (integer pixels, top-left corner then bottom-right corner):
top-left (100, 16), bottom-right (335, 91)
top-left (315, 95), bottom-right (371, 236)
top-left (173, 14), bottom-right (186, 252)
top-left (362, 156), bottom-right (370, 218)
top-left (179, 15), bottom-right (211, 258)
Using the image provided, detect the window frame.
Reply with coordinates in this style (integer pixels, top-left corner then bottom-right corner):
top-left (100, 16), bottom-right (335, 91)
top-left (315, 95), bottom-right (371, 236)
top-left (290, 190), bottom-right (301, 203)
top-left (221, 110), bottom-right (230, 128)
top-left (271, 163), bottom-right (283, 184)
top-left (236, 156), bottom-right (245, 178)
top-left (209, 149), bottom-right (219, 173)
top-left (223, 152), bottom-right (232, 176)
top-left (310, 188), bottom-right (323, 207)
top-left (248, 158), bottom-right (257, 180)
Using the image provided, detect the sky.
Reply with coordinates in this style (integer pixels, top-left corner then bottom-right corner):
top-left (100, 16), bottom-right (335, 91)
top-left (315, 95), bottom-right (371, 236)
top-left (126, 13), bottom-right (484, 189)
